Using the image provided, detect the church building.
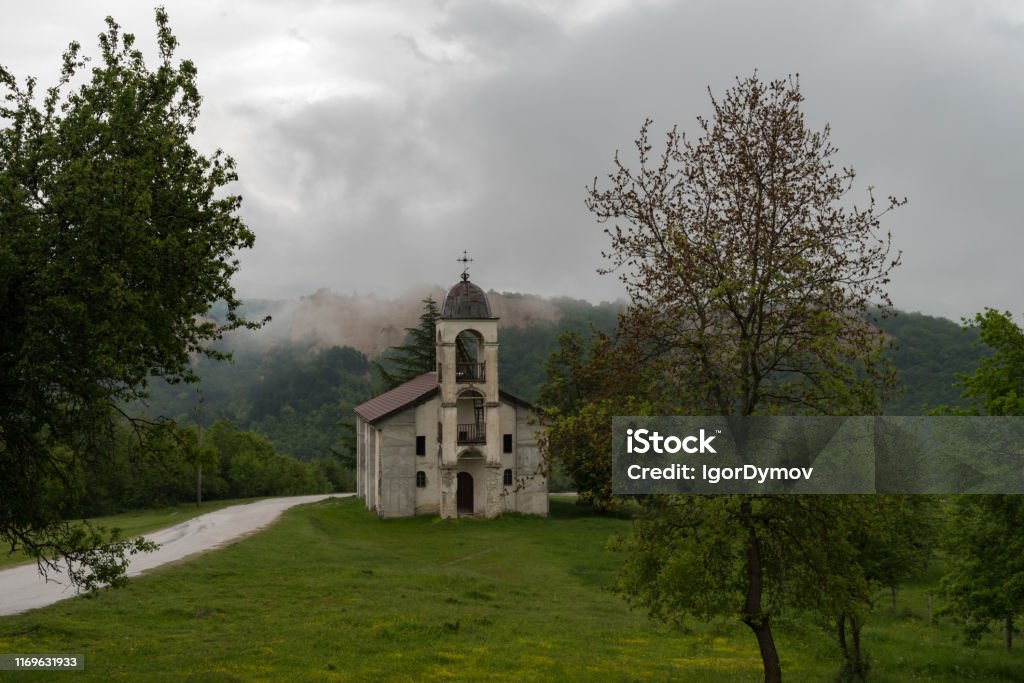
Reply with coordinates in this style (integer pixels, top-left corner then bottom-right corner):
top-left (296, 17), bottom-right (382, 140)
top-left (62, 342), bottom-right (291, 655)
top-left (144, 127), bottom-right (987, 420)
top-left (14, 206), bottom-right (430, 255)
top-left (353, 267), bottom-right (548, 518)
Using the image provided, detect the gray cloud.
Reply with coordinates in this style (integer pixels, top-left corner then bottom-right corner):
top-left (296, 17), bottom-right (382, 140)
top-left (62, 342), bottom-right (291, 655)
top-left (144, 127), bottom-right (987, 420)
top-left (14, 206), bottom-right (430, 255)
top-left (2, 0), bottom-right (1022, 321)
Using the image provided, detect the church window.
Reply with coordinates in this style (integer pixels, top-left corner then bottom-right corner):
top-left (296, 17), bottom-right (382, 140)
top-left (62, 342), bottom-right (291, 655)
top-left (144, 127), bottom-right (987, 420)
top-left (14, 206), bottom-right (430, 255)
top-left (503, 434), bottom-right (513, 453)
top-left (416, 471), bottom-right (426, 488)
top-left (416, 435), bottom-right (426, 455)
top-left (503, 468), bottom-right (513, 486)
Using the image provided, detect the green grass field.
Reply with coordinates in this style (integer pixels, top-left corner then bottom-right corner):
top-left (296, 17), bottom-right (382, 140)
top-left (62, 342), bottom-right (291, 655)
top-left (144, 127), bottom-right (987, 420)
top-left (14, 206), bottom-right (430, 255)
top-left (0, 499), bottom-right (256, 570)
top-left (0, 496), bottom-right (1020, 681)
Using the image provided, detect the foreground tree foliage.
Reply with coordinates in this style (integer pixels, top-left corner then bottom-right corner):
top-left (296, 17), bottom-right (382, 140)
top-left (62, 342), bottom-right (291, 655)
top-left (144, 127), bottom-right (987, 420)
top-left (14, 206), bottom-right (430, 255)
top-left (0, 10), bottom-right (261, 584)
top-left (586, 74), bottom-right (905, 681)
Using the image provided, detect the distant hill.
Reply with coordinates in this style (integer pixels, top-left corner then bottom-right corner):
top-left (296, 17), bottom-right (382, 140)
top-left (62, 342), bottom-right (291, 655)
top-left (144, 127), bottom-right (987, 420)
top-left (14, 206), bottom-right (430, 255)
top-left (878, 310), bottom-right (987, 415)
top-left (139, 293), bottom-right (985, 460)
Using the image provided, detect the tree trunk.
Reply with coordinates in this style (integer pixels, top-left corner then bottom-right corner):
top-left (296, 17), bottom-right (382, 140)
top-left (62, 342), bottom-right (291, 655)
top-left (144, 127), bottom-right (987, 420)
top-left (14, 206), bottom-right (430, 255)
top-left (196, 463), bottom-right (203, 507)
top-left (837, 612), bottom-right (868, 680)
top-left (196, 392), bottom-right (204, 507)
top-left (850, 614), bottom-right (864, 674)
top-left (1006, 616), bottom-right (1013, 649)
top-left (837, 612), bottom-right (849, 660)
top-left (891, 586), bottom-right (897, 612)
top-left (740, 498), bottom-right (782, 683)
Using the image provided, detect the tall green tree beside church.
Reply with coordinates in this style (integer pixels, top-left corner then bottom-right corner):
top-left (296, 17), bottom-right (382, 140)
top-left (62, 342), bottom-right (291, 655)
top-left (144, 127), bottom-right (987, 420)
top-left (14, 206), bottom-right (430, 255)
top-left (587, 74), bottom-right (904, 681)
top-left (538, 329), bottom-right (667, 509)
top-left (0, 10), bottom-right (261, 584)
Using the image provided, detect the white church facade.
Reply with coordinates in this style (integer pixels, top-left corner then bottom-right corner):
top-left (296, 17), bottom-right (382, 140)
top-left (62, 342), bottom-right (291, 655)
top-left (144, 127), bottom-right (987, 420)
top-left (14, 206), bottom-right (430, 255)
top-left (354, 271), bottom-right (548, 518)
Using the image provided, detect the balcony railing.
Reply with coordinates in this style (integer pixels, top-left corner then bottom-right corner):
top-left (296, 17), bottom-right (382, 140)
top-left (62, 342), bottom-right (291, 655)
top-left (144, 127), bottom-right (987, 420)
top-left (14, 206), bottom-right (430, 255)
top-left (455, 362), bottom-right (486, 383)
top-left (457, 422), bottom-right (486, 444)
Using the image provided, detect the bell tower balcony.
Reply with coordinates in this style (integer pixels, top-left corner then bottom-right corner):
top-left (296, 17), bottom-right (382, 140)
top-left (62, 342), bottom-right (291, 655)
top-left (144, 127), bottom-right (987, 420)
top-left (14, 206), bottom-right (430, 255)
top-left (457, 422), bottom-right (486, 444)
top-left (456, 361), bottom-right (486, 383)
top-left (454, 389), bottom-right (486, 445)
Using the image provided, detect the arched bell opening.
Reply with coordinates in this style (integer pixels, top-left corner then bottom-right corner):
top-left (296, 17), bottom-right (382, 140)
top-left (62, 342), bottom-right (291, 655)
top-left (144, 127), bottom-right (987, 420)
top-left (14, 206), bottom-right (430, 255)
top-left (455, 329), bottom-right (485, 382)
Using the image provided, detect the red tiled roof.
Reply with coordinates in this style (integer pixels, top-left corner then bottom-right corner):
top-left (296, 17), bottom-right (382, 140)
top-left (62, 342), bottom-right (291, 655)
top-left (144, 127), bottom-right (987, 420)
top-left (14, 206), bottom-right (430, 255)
top-left (354, 372), bottom-right (439, 424)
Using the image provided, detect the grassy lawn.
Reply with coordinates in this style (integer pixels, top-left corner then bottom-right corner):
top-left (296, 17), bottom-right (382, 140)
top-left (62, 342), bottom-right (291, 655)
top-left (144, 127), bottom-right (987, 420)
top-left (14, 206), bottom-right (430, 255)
top-left (0, 496), bottom-right (1020, 681)
top-left (0, 499), bottom-right (256, 570)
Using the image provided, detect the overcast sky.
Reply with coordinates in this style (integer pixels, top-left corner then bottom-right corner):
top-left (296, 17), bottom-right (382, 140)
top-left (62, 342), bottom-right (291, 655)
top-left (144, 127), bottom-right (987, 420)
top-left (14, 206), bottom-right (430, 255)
top-left (2, 0), bottom-right (1022, 321)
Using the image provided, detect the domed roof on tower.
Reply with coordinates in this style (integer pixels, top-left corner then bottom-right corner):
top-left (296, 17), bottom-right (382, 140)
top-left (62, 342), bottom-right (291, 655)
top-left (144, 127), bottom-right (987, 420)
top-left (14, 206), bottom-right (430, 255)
top-left (442, 251), bottom-right (495, 319)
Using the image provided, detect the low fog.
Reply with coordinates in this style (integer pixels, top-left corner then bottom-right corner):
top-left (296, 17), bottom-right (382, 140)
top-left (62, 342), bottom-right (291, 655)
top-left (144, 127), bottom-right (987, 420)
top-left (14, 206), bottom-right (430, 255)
top-left (232, 287), bottom-right (571, 359)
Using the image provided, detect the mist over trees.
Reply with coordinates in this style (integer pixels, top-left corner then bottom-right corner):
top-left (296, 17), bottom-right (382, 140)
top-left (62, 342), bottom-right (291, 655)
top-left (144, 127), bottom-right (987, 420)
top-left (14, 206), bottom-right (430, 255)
top-left (137, 289), bottom-right (983, 496)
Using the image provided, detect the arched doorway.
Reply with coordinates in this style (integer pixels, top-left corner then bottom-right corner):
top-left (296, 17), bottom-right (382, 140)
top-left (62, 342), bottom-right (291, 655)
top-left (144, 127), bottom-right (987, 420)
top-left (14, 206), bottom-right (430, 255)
top-left (457, 472), bottom-right (474, 516)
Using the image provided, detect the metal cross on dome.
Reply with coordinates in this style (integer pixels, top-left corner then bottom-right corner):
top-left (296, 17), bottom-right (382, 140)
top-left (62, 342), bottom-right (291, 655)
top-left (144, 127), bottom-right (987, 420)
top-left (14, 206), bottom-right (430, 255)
top-left (457, 250), bottom-right (473, 281)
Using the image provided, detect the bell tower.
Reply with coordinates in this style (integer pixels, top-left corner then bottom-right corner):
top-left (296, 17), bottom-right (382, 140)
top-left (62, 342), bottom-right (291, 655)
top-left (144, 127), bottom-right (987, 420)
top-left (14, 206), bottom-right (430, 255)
top-left (436, 252), bottom-right (501, 518)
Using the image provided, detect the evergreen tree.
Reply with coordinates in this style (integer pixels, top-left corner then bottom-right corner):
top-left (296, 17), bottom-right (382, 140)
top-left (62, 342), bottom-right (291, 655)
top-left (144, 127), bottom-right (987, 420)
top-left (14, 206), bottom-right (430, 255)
top-left (374, 297), bottom-right (441, 390)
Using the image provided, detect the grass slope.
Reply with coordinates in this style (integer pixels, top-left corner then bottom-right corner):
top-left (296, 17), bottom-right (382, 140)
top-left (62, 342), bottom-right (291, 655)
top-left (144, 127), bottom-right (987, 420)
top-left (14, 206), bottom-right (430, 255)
top-left (0, 497), bottom-right (1020, 681)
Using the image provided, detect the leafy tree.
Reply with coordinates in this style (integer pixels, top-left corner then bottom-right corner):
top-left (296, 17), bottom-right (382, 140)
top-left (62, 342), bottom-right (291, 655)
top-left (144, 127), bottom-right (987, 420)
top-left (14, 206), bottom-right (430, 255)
top-left (586, 74), bottom-right (904, 681)
top-left (939, 309), bottom-right (1024, 648)
top-left (204, 419), bottom-right (327, 497)
top-left (589, 75), bottom-right (902, 417)
top-left (941, 495), bottom-right (1024, 648)
top-left (538, 329), bottom-right (664, 508)
top-left (62, 421), bottom-right (218, 516)
top-left (833, 495), bottom-right (939, 677)
top-left (0, 10), bottom-right (261, 582)
top-left (539, 331), bottom-right (615, 417)
top-left (616, 496), bottom-right (871, 674)
top-left (956, 309), bottom-right (1024, 416)
top-left (374, 297), bottom-right (441, 390)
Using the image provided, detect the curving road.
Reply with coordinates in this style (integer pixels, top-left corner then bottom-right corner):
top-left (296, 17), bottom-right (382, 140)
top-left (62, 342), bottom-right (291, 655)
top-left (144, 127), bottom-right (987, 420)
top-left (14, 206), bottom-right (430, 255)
top-left (0, 493), bottom-right (348, 616)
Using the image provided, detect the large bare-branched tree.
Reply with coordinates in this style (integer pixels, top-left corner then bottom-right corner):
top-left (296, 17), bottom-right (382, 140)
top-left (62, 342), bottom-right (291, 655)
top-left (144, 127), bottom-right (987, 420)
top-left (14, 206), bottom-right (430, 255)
top-left (589, 74), bottom-right (903, 417)
top-left (589, 74), bottom-right (905, 681)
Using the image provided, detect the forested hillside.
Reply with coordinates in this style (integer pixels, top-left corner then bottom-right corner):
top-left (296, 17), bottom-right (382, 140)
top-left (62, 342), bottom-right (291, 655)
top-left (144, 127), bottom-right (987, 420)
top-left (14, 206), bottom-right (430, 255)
top-left (138, 294), bottom-right (988, 464)
top-left (881, 310), bottom-right (989, 414)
